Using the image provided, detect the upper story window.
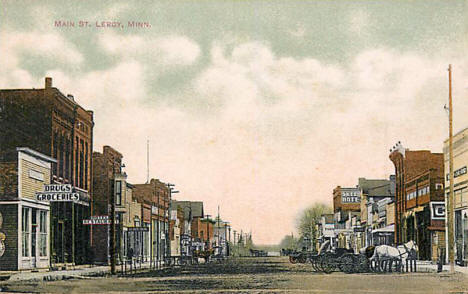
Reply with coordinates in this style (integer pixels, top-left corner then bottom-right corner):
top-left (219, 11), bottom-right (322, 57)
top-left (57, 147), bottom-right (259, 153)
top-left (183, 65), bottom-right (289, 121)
top-left (115, 180), bottom-right (122, 206)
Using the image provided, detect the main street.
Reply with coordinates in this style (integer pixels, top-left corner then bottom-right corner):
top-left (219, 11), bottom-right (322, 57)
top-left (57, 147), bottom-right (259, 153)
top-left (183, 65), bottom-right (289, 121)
top-left (1, 257), bottom-right (467, 293)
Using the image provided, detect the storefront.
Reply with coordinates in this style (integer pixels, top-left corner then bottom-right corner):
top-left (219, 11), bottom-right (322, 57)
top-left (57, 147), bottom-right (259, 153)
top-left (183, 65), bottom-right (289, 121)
top-left (0, 148), bottom-right (55, 270)
top-left (444, 127), bottom-right (468, 266)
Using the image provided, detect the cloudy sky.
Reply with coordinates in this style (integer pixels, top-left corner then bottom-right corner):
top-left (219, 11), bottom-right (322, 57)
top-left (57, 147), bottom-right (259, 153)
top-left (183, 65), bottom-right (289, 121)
top-left (1, 0), bottom-right (467, 244)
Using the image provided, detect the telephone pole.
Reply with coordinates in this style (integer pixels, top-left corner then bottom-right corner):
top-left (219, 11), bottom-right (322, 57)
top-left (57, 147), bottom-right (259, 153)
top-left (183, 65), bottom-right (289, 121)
top-left (448, 64), bottom-right (455, 273)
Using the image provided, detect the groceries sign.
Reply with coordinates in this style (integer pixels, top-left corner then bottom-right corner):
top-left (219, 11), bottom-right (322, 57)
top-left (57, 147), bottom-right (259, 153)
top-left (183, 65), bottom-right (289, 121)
top-left (36, 184), bottom-right (80, 202)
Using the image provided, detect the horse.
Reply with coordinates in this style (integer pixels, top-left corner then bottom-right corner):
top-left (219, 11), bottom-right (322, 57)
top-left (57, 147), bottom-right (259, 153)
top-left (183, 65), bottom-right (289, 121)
top-left (369, 240), bottom-right (418, 272)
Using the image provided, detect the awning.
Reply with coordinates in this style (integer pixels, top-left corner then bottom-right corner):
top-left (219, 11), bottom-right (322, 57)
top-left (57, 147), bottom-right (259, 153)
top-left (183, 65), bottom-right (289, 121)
top-left (372, 224), bottom-right (395, 233)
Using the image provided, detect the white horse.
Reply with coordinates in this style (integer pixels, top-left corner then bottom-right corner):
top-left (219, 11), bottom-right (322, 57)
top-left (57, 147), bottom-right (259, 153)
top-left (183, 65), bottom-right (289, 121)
top-left (370, 240), bottom-right (418, 272)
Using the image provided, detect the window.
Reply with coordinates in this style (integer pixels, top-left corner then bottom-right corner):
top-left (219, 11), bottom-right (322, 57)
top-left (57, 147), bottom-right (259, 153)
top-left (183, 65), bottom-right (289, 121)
top-left (22, 207), bottom-right (30, 257)
top-left (115, 180), bottom-right (122, 206)
top-left (84, 143), bottom-right (88, 190)
top-left (39, 211), bottom-right (47, 257)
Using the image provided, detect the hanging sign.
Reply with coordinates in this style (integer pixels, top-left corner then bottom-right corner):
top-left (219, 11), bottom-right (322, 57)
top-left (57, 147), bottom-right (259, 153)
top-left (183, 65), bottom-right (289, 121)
top-left (430, 202), bottom-right (446, 220)
top-left (36, 184), bottom-right (80, 202)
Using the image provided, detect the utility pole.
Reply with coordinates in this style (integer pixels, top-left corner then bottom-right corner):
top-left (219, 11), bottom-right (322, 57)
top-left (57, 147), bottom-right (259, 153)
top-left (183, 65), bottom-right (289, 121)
top-left (217, 205), bottom-right (220, 254)
top-left (146, 140), bottom-right (149, 184)
top-left (448, 64), bottom-right (455, 273)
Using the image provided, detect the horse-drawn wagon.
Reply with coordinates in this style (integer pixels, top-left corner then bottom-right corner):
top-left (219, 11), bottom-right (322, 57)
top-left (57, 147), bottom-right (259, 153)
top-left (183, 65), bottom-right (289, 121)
top-left (288, 240), bottom-right (419, 274)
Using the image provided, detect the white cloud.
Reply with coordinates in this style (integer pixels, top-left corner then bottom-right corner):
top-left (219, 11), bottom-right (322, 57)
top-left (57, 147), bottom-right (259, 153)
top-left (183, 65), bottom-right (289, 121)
top-left (0, 31), bottom-right (83, 87)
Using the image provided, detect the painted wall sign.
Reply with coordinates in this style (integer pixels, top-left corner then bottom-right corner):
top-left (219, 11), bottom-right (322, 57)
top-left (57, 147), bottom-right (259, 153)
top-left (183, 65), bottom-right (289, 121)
top-left (28, 169), bottom-right (44, 181)
top-left (446, 166), bottom-right (467, 181)
top-left (341, 189), bottom-right (361, 203)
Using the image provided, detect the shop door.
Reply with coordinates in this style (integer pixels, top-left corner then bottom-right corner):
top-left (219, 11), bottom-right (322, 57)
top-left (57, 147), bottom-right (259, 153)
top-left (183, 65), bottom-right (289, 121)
top-left (455, 211), bottom-right (463, 264)
top-left (57, 221), bottom-right (65, 263)
top-left (31, 209), bottom-right (37, 268)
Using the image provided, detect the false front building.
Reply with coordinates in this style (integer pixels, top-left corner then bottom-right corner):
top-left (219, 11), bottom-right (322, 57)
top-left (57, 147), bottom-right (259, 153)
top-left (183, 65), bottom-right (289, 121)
top-left (0, 148), bottom-right (55, 270)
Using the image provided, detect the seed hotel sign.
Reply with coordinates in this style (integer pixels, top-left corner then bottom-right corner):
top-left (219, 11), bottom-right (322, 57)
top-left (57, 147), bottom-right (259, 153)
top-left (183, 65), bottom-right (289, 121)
top-left (341, 188), bottom-right (361, 204)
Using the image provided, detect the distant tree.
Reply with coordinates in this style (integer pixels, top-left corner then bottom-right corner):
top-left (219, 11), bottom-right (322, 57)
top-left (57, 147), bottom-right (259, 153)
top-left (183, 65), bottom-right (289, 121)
top-left (279, 234), bottom-right (299, 250)
top-left (296, 203), bottom-right (332, 250)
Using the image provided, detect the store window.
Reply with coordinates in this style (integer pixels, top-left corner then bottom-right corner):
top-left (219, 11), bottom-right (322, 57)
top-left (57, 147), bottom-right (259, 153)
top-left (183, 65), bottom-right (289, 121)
top-left (22, 207), bottom-right (30, 257)
top-left (39, 211), bottom-right (47, 257)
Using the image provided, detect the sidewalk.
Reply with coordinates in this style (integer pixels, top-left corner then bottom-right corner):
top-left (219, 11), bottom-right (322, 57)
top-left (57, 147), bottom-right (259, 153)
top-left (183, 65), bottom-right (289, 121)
top-left (3, 261), bottom-right (156, 283)
top-left (417, 261), bottom-right (468, 275)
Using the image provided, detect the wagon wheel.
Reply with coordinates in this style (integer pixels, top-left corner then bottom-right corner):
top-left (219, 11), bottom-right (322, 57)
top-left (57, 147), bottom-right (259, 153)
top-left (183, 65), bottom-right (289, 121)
top-left (319, 253), bottom-right (335, 274)
top-left (310, 257), bottom-right (320, 271)
top-left (298, 254), bottom-right (307, 263)
top-left (289, 255), bottom-right (297, 264)
top-left (355, 254), bottom-right (370, 273)
top-left (338, 253), bottom-right (355, 274)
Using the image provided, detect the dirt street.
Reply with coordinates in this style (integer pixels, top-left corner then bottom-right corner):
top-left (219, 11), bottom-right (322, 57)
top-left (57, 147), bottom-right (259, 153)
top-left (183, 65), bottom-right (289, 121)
top-left (1, 257), bottom-right (467, 293)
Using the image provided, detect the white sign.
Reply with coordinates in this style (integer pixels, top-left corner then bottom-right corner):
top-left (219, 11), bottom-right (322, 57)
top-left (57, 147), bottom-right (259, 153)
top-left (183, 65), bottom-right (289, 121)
top-left (82, 215), bottom-right (119, 225)
top-left (341, 189), bottom-right (361, 203)
top-left (430, 202), bottom-right (446, 220)
top-left (36, 192), bottom-right (79, 202)
top-left (44, 184), bottom-right (72, 192)
top-left (29, 170), bottom-right (44, 181)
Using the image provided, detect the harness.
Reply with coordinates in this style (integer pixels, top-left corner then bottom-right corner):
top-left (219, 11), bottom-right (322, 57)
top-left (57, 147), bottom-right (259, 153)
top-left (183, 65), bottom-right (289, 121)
top-left (396, 243), bottom-right (412, 258)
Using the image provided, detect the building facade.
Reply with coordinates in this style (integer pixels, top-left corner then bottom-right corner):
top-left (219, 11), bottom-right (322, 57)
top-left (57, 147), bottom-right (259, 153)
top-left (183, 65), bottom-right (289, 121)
top-left (390, 142), bottom-right (445, 261)
top-left (333, 186), bottom-right (361, 249)
top-left (0, 148), bottom-right (55, 270)
top-left (444, 127), bottom-right (468, 265)
top-left (0, 77), bottom-right (94, 266)
top-left (133, 179), bottom-right (170, 265)
top-left (171, 201), bottom-right (204, 256)
top-left (358, 177), bottom-right (395, 248)
top-left (91, 146), bottom-right (123, 264)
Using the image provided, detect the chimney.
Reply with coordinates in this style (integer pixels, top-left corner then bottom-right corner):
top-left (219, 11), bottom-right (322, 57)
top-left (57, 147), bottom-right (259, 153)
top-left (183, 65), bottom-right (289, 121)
top-left (67, 94), bottom-right (75, 101)
top-left (45, 77), bottom-right (52, 88)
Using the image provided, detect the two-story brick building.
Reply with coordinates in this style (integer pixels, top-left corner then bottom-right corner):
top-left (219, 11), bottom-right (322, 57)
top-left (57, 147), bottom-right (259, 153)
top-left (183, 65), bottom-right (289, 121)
top-left (389, 142), bottom-right (445, 261)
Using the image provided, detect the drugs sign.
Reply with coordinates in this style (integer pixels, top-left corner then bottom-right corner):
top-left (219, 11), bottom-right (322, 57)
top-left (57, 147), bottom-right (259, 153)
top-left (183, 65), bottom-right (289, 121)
top-left (36, 184), bottom-right (80, 203)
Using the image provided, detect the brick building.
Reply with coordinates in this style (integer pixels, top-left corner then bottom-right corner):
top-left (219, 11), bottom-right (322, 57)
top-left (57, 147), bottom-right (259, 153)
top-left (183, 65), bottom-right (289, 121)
top-left (333, 186), bottom-right (361, 249)
top-left (91, 146), bottom-right (123, 263)
top-left (0, 78), bottom-right (94, 265)
top-left (171, 201), bottom-right (204, 255)
top-left (133, 179), bottom-right (170, 265)
top-left (389, 142), bottom-right (445, 261)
